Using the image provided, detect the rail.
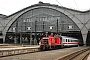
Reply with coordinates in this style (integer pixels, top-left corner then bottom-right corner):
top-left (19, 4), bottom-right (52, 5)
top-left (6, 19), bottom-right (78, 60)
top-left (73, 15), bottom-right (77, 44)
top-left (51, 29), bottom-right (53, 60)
top-left (58, 47), bottom-right (90, 60)
top-left (0, 46), bottom-right (39, 57)
top-left (79, 50), bottom-right (90, 60)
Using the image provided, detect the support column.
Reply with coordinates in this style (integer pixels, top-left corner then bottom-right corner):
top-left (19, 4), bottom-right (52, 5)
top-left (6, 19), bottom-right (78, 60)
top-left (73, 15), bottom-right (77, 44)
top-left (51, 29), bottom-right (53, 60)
top-left (81, 30), bottom-right (88, 45)
top-left (2, 32), bottom-right (6, 44)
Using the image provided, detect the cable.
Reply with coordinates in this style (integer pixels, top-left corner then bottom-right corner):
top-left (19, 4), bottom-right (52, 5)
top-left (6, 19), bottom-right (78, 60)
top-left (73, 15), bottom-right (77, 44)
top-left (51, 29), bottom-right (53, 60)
top-left (55, 0), bottom-right (62, 6)
top-left (73, 0), bottom-right (79, 10)
top-left (0, 6), bottom-right (12, 14)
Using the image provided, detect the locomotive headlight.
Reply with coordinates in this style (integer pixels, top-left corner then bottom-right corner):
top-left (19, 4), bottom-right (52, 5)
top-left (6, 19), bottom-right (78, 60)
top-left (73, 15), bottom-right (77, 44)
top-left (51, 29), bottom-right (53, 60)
top-left (39, 42), bottom-right (41, 45)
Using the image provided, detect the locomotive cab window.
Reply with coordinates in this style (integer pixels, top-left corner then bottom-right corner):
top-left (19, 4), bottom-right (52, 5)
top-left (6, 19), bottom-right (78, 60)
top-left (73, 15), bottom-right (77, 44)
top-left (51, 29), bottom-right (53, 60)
top-left (42, 38), bottom-right (48, 44)
top-left (43, 38), bottom-right (48, 41)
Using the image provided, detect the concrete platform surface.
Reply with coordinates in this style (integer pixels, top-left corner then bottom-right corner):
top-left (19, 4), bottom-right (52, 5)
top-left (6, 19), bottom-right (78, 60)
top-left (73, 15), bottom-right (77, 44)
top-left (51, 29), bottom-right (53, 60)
top-left (87, 54), bottom-right (90, 60)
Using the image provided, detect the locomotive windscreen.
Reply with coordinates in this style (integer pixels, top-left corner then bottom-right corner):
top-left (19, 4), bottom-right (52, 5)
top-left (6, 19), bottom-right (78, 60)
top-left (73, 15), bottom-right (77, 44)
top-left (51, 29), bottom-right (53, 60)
top-left (43, 39), bottom-right (48, 41)
top-left (43, 38), bottom-right (48, 44)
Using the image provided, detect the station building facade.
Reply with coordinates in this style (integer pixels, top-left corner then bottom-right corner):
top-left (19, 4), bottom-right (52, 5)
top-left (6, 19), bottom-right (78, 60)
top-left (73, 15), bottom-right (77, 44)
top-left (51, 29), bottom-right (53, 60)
top-left (0, 2), bottom-right (90, 45)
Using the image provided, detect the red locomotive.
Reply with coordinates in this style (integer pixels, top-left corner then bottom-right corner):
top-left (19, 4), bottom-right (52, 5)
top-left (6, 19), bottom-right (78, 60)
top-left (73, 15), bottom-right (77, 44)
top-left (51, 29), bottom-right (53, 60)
top-left (39, 33), bottom-right (78, 50)
top-left (39, 33), bottom-right (63, 50)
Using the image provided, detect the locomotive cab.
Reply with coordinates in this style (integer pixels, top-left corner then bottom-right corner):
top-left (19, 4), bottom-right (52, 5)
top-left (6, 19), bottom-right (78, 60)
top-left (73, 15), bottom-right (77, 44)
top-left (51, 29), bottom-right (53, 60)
top-left (39, 37), bottom-right (50, 50)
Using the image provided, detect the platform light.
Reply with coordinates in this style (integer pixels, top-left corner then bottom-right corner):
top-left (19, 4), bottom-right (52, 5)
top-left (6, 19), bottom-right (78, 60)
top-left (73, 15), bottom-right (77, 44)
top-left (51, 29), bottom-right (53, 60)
top-left (13, 27), bottom-right (16, 32)
top-left (13, 27), bottom-right (16, 30)
top-left (27, 27), bottom-right (31, 30)
top-left (68, 26), bottom-right (73, 29)
top-left (49, 26), bottom-right (53, 29)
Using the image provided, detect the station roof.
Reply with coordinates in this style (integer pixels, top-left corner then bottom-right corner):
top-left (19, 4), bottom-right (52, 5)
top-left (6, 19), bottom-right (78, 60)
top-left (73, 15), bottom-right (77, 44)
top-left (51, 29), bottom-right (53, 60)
top-left (0, 14), bottom-right (7, 18)
top-left (6, 2), bottom-right (90, 18)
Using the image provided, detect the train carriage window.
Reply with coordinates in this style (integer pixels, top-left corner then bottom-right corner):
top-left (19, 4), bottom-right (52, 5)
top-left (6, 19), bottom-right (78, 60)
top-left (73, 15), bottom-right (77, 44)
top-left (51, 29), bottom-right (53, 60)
top-left (63, 39), bottom-right (66, 42)
top-left (71, 40), bottom-right (73, 42)
top-left (64, 39), bottom-right (66, 42)
top-left (66, 39), bottom-right (67, 42)
top-left (68, 39), bottom-right (71, 42)
top-left (68, 39), bottom-right (69, 42)
top-left (69, 39), bottom-right (71, 42)
top-left (72, 40), bottom-right (78, 42)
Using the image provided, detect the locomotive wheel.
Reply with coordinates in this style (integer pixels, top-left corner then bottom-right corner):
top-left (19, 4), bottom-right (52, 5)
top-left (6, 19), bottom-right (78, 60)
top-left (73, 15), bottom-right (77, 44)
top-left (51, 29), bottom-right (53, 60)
top-left (61, 45), bottom-right (64, 49)
top-left (39, 45), bottom-right (44, 51)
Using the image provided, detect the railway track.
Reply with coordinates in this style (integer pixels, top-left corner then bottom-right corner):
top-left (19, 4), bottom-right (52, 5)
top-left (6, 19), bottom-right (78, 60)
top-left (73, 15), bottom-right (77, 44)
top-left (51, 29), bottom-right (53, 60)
top-left (58, 47), bottom-right (90, 60)
top-left (0, 46), bottom-right (89, 60)
top-left (72, 50), bottom-right (90, 60)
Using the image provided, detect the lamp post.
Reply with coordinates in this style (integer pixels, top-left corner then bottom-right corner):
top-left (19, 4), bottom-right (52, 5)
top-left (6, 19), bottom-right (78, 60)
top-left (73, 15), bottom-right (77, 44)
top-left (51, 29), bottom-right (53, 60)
top-left (27, 27), bottom-right (32, 45)
top-left (57, 19), bottom-right (58, 34)
top-left (34, 20), bottom-right (37, 45)
top-left (14, 20), bottom-right (18, 44)
top-left (61, 21), bottom-right (64, 32)
top-left (20, 31), bottom-right (22, 44)
top-left (13, 27), bottom-right (16, 44)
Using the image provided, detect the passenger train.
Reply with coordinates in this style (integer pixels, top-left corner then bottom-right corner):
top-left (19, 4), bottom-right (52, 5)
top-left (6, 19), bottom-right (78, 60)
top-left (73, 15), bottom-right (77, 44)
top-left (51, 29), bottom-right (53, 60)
top-left (61, 36), bottom-right (78, 47)
top-left (39, 33), bottom-right (78, 50)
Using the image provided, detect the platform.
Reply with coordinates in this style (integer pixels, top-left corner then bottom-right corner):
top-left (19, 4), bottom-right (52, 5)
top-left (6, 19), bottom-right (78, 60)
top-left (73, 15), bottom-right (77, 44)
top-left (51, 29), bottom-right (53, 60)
top-left (0, 44), bottom-right (40, 57)
top-left (87, 54), bottom-right (90, 60)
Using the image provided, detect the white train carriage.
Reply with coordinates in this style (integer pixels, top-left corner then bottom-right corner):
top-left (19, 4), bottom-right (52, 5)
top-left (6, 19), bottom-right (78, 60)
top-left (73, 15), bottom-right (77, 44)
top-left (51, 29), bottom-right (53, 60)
top-left (61, 36), bottom-right (78, 47)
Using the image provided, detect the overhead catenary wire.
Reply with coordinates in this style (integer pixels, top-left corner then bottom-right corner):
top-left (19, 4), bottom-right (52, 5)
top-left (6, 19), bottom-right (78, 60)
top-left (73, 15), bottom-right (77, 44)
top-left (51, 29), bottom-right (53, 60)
top-left (54, 0), bottom-right (90, 16)
top-left (0, 6), bottom-right (12, 15)
top-left (55, 0), bottom-right (62, 6)
top-left (54, 0), bottom-right (84, 29)
top-left (73, 0), bottom-right (79, 10)
top-left (55, 0), bottom-right (80, 16)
